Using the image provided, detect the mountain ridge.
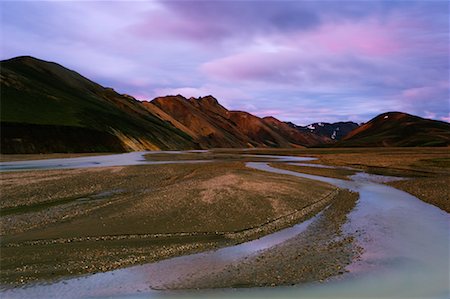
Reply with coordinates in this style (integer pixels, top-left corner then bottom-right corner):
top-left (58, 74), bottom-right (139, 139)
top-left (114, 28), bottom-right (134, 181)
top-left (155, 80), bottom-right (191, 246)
top-left (336, 112), bottom-right (450, 147)
top-left (150, 95), bottom-right (327, 148)
top-left (1, 56), bottom-right (199, 153)
top-left (1, 56), bottom-right (449, 153)
top-left (285, 121), bottom-right (360, 141)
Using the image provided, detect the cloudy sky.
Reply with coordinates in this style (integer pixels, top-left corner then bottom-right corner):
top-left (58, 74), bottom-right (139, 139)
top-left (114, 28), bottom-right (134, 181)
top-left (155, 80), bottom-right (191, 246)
top-left (1, 0), bottom-right (448, 125)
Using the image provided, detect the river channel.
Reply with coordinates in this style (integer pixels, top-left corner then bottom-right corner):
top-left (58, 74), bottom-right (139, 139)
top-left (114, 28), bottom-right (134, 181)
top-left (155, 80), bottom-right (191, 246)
top-left (1, 151), bottom-right (448, 299)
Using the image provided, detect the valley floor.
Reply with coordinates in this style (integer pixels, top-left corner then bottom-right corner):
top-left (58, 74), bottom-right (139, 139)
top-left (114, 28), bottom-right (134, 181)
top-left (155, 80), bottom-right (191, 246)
top-left (0, 147), bottom-right (448, 288)
top-left (229, 147), bottom-right (449, 212)
top-left (1, 157), bottom-right (347, 286)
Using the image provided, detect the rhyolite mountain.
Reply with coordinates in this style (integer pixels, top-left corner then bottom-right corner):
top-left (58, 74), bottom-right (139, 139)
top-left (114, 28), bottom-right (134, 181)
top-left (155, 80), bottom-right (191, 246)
top-left (146, 95), bottom-right (250, 148)
top-left (148, 95), bottom-right (328, 148)
top-left (336, 112), bottom-right (450, 147)
top-left (287, 121), bottom-right (359, 141)
top-left (0, 56), bottom-right (199, 153)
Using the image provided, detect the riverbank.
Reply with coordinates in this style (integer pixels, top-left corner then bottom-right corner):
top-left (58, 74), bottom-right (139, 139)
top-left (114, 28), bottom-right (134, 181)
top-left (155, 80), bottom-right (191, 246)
top-left (161, 190), bottom-right (360, 289)
top-left (0, 152), bottom-right (111, 162)
top-left (231, 147), bottom-right (449, 212)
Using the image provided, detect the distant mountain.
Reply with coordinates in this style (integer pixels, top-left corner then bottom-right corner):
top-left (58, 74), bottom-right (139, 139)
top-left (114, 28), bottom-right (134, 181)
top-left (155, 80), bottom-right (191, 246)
top-left (0, 56), bottom-right (198, 153)
top-left (287, 121), bottom-right (359, 141)
top-left (337, 112), bottom-right (450, 147)
top-left (149, 95), bottom-right (326, 148)
top-left (263, 117), bottom-right (331, 146)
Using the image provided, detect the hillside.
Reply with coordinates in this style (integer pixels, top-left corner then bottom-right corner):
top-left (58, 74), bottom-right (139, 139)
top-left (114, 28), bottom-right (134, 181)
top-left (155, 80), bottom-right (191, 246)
top-left (337, 112), bottom-right (450, 147)
top-left (150, 96), bottom-right (325, 148)
top-left (0, 56), bottom-right (198, 153)
top-left (263, 117), bottom-right (331, 146)
top-left (150, 95), bottom-right (249, 148)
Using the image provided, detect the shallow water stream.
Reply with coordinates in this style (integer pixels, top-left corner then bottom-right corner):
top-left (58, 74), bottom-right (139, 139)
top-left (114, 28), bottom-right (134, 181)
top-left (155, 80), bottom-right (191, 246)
top-left (1, 152), bottom-right (449, 299)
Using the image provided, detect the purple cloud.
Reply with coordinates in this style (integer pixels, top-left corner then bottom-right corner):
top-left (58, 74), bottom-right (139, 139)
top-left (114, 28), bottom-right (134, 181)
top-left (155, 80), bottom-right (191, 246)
top-left (0, 0), bottom-right (448, 125)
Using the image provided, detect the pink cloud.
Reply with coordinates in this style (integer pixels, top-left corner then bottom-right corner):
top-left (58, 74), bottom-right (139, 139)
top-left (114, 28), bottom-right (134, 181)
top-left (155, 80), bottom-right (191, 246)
top-left (440, 115), bottom-right (450, 123)
top-left (201, 50), bottom-right (301, 82)
top-left (402, 86), bottom-right (436, 100)
top-left (401, 82), bottom-right (449, 102)
top-left (128, 11), bottom-right (229, 43)
top-left (3, 0), bottom-right (447, 124)
top-left (306, 21), bottom-right (401, 56)
top-left (200, 18), bottom-right (415, 84)
top-left (200, 46), bottom-right (375, 88)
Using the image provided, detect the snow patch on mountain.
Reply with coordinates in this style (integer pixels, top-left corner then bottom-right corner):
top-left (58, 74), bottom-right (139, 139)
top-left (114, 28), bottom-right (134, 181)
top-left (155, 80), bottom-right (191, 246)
top-left (286, 121), bottom-right (360, 141)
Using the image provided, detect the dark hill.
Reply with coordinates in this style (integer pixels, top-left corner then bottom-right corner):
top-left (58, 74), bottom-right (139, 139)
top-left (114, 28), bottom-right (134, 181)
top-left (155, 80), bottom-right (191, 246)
top-left (0, 56), bottom-right (198, 153)
top-left (337, 112), bottom-right (450, 147)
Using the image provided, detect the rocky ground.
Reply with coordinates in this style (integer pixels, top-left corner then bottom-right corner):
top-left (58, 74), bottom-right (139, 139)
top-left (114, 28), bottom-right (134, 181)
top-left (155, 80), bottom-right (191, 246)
top-left (0, 160), bottom-right (336, 286)
top-left (161, 190), bottom-right (360, 289)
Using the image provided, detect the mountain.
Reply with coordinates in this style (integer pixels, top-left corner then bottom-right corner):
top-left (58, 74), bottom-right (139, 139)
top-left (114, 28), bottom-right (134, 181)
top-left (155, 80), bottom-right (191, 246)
top-left (149, 95), bottom-right (249, 148)
top-left (287, 121), bottom-right (359, 141)
top-left (0, 56), bottom-right (198, 153)
top-left (3, 56), bottom-right (446, 153)
top-left (149, 95), bottom-right (325, 148)
top-left (263, 117), bottom-right (331, 146)
top-left (0, 56), bottom-right (327, 153)
top-left (227, 112), bottom-right (291, 147)
top-left (337, 112), bottom-right (450, 147)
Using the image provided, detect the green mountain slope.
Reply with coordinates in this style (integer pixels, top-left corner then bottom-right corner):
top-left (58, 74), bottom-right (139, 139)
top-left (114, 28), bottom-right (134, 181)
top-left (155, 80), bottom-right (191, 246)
top-left (0, 56), bottom-right (198, 153)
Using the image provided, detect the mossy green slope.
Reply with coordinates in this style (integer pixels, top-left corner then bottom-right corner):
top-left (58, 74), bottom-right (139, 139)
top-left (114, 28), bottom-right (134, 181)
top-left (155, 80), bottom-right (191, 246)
top-left (0, 56), bottom-right (198, 153)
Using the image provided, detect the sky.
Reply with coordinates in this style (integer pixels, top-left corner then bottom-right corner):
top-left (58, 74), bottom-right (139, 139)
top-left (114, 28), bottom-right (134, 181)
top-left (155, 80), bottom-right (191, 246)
top-left (1, 0), bottom-right (449, 125)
